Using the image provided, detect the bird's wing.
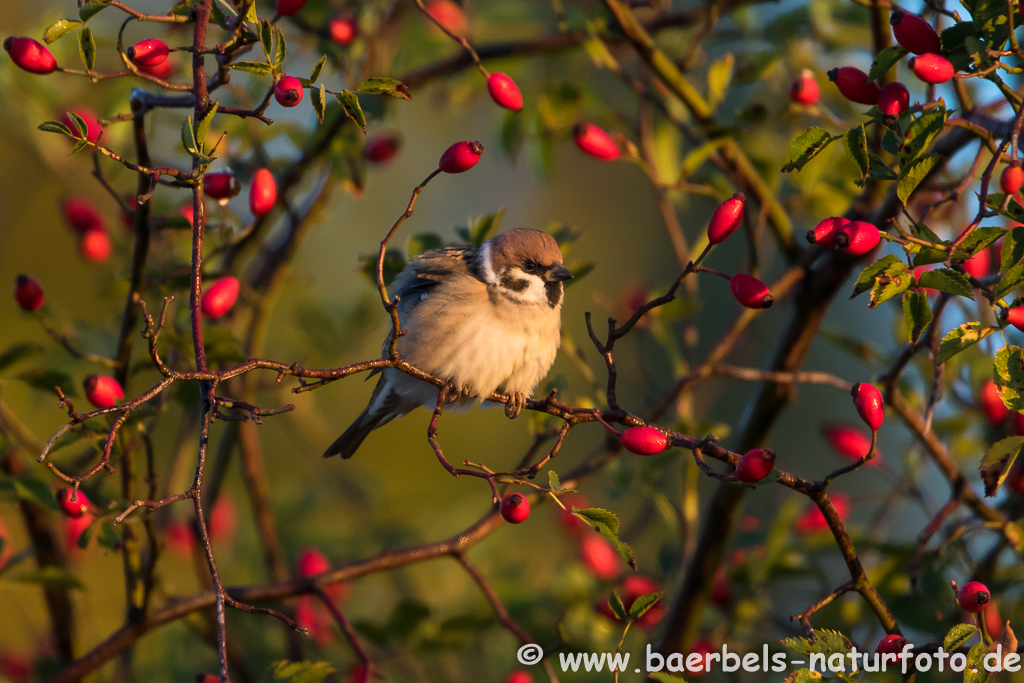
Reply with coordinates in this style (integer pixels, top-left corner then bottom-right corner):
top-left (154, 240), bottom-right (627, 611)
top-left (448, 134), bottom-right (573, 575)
top-left (391, 245), bottom-right (477, 304)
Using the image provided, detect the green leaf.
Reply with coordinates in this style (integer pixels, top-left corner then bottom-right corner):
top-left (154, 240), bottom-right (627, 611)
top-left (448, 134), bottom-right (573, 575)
top-left (783, 671), bottom-right (824, 683)
top-left (333, 91), bottom-right (366, 132)
top-left (993, 345), bottom-right (1024, 412)
top-left (980, 436), bottom-right (1024, 497)
top-left (0, 343), bottom-right (44, 373)
top-left (227, 61), bottom-right (274, 75)
top-left (0, 476), bottom-right (59, 511)
top-left (463, 210), bottom-right (506, 245)
top-left (897, 154), bottom-right (939, 204)
top-left (902, 110), bottom-right (947, 166)
top-left (707, 52), bottom-right (734, 112)
top-left (311, 84), bottom-right (326, 124)
top-left (995, 263), bottom-right (1024, 301)
top-left (781, 127), bottom-right (834, 174)
top-left (852, 255), bottom-right (903, 298)
top-left (843, 126), bottom-right (869, 182)
top-left (608, 591), bottom-right (628, 620)
top-left (358, 249), bottom-right (405, 286)
top-left (78, 26), bottom-right (96, 72)
top-left (181, 115), bottom-right (200, 157)
top-left (44, 19), bottom-right (83, 44)
top-left (868, 154), bottom-right (898, 181)
top-left (68, 111), bottom-right (89, 139)
top-left (571, 507), bottom-right (636, 569)
top-left (779, 629), bottom-right (852, 657)
top-left (406, 233), bottom-right (444, 256)
top-left (985, 192), bottom-right (1024, 225)
top-left (38, 120), bottom-right (76, 137)
top-left (70, 139), bottom-right (89, 155)
top-left (965, 641), bottom-right (990, 683)
top-left (76, 520), bottom-right (96, 549)
top-left (1002, 227), bottom-right (1024, 271)
top-left (79, 0), bottom-right (111, 22)
top-left (902, 290), bottom-right (933, 343)
top-left (628, 591), bottom-right (663, 621)
top-left (15, 369), bottom-right (75, 395)
top-left (96, 522), bottom-right (121, 551)
top-left (944, 623), bottom-right (979, 652)
top-left (170, 0), bottom-right (201, 15)
top-left (868, 261), bottom-right (913, 308)
top-left (310, 55), bottom-right (326, 83)
top-left (270, 660), bottom-right (338, 683)
top-left (869, 45), bottom-right (908, 80)
top-left (548, 470), bottom-right (573, 492)
top-left (195, 102), bottom-right (217, 154)
top-left (952, 227), bottom-right (1007, 262)
top-left (8, 567), bottom-right (84, 590)
top-left (259, 20), bottom-right (273, 63)
top-left (357, 77), bottom-right (412, 101)
top-left (917, 268), bottom-right (974, 299)
top-left (935, 322), bottom-right (994, 365)
top-left (272, 25), bottom-right (287, 67)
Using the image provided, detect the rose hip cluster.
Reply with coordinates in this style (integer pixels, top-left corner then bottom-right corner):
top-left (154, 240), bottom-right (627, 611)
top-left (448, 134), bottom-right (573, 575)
top-left (806, 216), bottom-right (882, 256)
top-left (822, 10), bottom-right (952, 116)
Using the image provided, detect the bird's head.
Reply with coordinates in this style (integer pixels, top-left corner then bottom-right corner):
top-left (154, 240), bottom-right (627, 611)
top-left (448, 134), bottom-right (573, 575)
top-left (480, 229), bottom-right (573, 307)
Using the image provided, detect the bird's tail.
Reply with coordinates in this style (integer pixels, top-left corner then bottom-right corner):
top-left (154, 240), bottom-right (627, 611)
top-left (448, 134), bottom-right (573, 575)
top-left (322, 407), bottom-right (397, 459)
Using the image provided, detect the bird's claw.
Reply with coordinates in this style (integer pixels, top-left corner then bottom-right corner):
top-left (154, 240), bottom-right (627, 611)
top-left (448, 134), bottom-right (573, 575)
top-left (505, 392), bottom-right (526, 419)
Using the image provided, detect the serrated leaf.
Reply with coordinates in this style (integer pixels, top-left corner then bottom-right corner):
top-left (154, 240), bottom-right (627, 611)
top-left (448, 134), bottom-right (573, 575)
top-left (868, 261), bottom-right (913, 308)
top-left (782, 127), bottom-right (834, 174)
top-left (993, 345), bottom-right (1024, 412)
top-left (0, 343), bottom-right (44, 373)
top-left (902, 110), bottom-right (947, 165)
top-left (310, 55), bottom-right (326, 83)
top-left (779, 629), bottom-right (852, 657)
top-left (548, 471), bottom-right (573, 492)
top-left (954, 227), bottom-right (1007, 261)
top-left (270, 660), bottom-right (338, 683)
top-left (844, 126), bottom-right (869, 182)
top-left (898, 154), bottom-right (939, 204)
top-left (980, 436), bottom-right (1023, 497)
top-left (917, 268), bottom-right (974, 299)
top-left (995, 263), bottom-right (1024, 300)
top-left (571, 507), bottom-right (636, 569)
top-left (869, 45), bottom-right (908, 80)
top-left (852, 255), bottom-right (903, 298)
top-left (945, 623), bottom-right (979, 651)
top-left (903, 290), bottom-right (933, 343)
top-left (228, 61), bottom-right (274, 75)
top-left (195, 102), bottom-right (217, 154)
top-left (9, 567), bottom-right (84, 590)
top-left (181, 115), bottom-right (200, 157)
top-left (966, 641), bottom-right (990, 683)
top-left (357, 77), bottom-right (412, 101)
top-left (985, 192), bottom-right (1024, 225)
top-left (78, 26), bottom-right (96, 72)
top-left (628, 591), bottom-right (662, 621)
top-left (333, 91), bottom-right (366, 131)
top-left (311, 84), bottom-right (326, 124)
top-left (79, 0), bottom-right (110, 22)
top-left (608, 591), bottom-right (628, 620)
top-left (935, 322), bottom-right (994, 365)
top-left (259, 20), bottom-right (272, 62)
top-left (272, 25), bottom-right (287, 67)
top-left (869, 154), bottom-right (898, 181)
top-left (707, 52), bottom-right (734, 112)
top-left (44, 19), bottom-right (83, 44)
top-left (38, 121), bottom-right (76, 137)
top-left (783, 670), bottom-right (824, 683)
top-left (1002, 227), bottom-right (1024, 271)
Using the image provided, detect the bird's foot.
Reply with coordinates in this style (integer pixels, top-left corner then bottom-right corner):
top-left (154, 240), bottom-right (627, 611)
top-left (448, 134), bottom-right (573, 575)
top-left (505, 392), bottom-right (526, 419)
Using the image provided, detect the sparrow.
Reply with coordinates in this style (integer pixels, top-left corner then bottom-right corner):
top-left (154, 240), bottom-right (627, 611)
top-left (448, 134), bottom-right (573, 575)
top-left (324, 228), bottom-right (573, 459)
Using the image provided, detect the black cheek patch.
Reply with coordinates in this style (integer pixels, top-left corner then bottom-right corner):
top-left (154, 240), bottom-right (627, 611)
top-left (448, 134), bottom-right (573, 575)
top-left (501, 275), bottom-right (530, 292)
top-left (545, 282), bottom-right (562, 307)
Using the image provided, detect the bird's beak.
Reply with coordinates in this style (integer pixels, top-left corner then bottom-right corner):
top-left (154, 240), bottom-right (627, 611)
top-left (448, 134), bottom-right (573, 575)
top-left (545, 264), bottom-right (574, 282)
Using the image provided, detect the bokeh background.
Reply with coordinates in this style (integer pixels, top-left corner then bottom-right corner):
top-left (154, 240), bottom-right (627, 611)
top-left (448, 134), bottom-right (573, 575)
top-left (0, 0), bottom-right (1019, 680)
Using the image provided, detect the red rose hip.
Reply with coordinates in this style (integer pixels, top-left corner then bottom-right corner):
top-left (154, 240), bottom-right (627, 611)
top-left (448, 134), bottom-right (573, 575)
top-left (424, 0), bottom-right (468, 35)
top-left (579, 533), bottom-right (620, 579)
top-left (204, 171), bottom-right (241, 201)
top-left (328, 17), bottom-right (359, 45)
top-left (127, 39), bottom-right (169, 66)
top-left (978, 380), bottom-right (1008, 425)
top-left (84, 375), bottom-right (124, 409)
top-left (789, 70), bottom-right (819, 105)
top-left (573, 123), bottom-right (620, 161)
top-left (890, 11), bottom-right (941, 55)
top-left (438, 140), bottom-right (484, 173)
top-left (14, 275), bottom-right (44, 311)
top-left (1005, 306), bottom-right (1024, 332)
top-left (834, 220), bottom-right (881, 255)
top-left (827, 67), bottom-right (881, 105)
top-left (62, 196), bottom-right (105, 233)
top-left (851, 382), bottom-right (884, 430)
top-left (957, 581), bottom-right (991, 612)
top-left (1001, 163), bottom-right (1023, 195)
top-left (57, 488), bottom-right (90, 518)
top-left (486, 72), bottom-right (523, 112)
top-left (822, 423), bottom-right (876, 462)
top-left (274, 75), bottom-right (304, 107)
top-left (729, 273), bottom-right (773, 309)
top-left (875, 634), bottom-right (909, 666)
top-left (4, 37), bottom-right (57, 75)
top-left (276, 0), bottom-right (307, 16)
top-left (364, 134), bottom-right (400, 163)
top-left (249, 168), bottom-right (277, 217)
top-left (706, 193), bottom-right (745, 244)
top-left (735, 448), bottom-right (776, 482)
top-left (877, 82), bottom-right (909, 116)
top-left (503, 672), bottom-right (533, 683)
top-left (201, 276), bottom-right (240, 318)
top-left (806, 217), bottom-right (849, 247)
top-left (500, 492), bottom-right (530, 524)
top-left (620, 426), bottom-right (669, 455)
top-left (909, 54), bottom-right (954, 84)
top-left (296, 548), bottom-right (330, 577)
top-left (78, 228), bottom-right (112, 263)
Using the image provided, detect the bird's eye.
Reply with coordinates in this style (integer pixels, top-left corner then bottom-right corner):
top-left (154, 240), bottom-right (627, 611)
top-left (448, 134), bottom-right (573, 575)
top-left (524, 260), bottom-right (538, 272)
